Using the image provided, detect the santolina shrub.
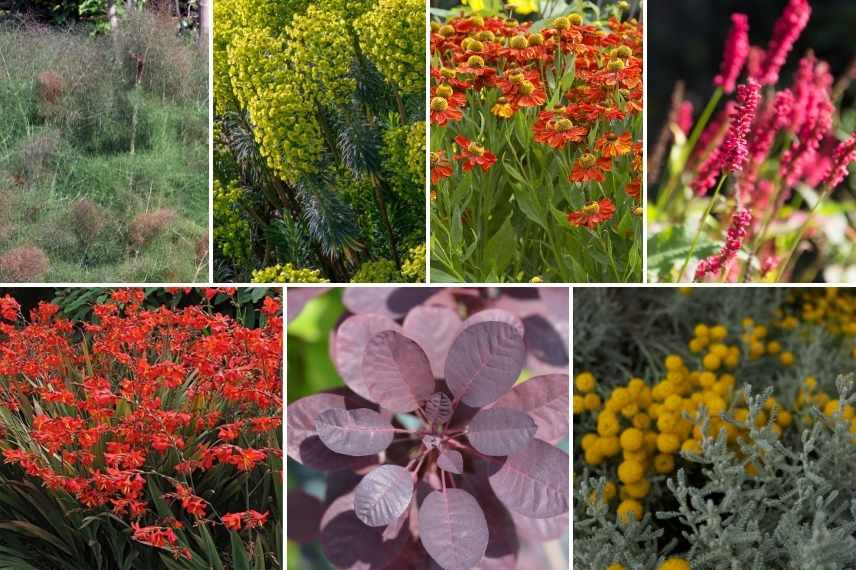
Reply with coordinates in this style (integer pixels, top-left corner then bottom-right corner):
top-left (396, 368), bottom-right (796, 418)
top-left (0, 288), bottom-right (283, 569)
top-left (574, 287), bottom-right (856, 569)
top-left (287, 287), bottom-right (569, 569)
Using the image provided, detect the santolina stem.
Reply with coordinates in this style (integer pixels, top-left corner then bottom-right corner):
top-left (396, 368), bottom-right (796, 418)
top-left (677, 173), bottom-right (727, 282)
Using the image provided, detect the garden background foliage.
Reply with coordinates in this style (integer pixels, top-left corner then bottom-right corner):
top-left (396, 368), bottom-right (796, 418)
top-left (213, 0), bottom-right (426, 283)
top-left (573, 287), bottom-right (856, 569)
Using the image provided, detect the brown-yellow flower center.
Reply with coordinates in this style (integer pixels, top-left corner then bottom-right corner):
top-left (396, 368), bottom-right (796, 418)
top-left (607, 59), bottom-right (626, 72)
top-left (616, 45), bottom-right (633, 59)
top-left (579, 153), bottom-right (597, 168)
top-left (568, 13), bottom-right (583, 25)
top-left (477, 30), bottom-right (495, 42)
top-left (439, 24), bottom-right (455, 37)
top-left (430, 21), bottom-right (440, 33)
top-left (519, 80), bottom-right (535, 95)
top-left (467, 39), bottom-right (484, 52)
top-left (509, 35), bottom-right (528, 49)
top-left (553, 16), bottom-right (570, 30)
top-left (436, 84), bottom-right (453, 98)
top-left (430, 97), bottom-right (449, 111)
top-left (466, 55), bottom-right (485, 68)
top-left (527, 33), bottom-right (544, 47)
top-left (582, 201), bottom-right (600, 215)
top-left (607, 132), bottom-right (618, 141)
top-left (508, 70), bottom-right (525, 83)
top-left (440, 67), bottom-right (456, 78)
top-left (554, 118), bottom-right (574, 132)
top-left (469, 16), bottom-right (484, 27)
top-left (467, 142), bottom-right (485, 156)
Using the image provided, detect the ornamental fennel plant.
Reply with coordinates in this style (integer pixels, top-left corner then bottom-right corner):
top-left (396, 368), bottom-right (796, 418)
top-left (647, 0), bottom-right (856, 283)
top-left (286, 287), bottom-right (570, 569)
top-left (0, 289), bottom-right (283, 570)
top-left (430, 0), bottom-right (642, 283)
top-left (213, 0), bottom-right (426, 283)
top-left (573, 287), bottom-right (856, 570)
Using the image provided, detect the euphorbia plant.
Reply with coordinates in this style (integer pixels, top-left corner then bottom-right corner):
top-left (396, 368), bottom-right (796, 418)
top-left (287, 289), bottom-right (570, 569)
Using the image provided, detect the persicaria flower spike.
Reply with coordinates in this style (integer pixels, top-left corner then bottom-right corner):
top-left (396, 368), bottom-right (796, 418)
top-left (756, 0), bottom-right (811, 86)
top-left (695, 208), bottom-right (752, 279)
top-left (722, 79), bottom-right (761, 173)
top-left (714, 13), bottom-right (750, 94)
top-left (823, 132), bottom-right (856, 190)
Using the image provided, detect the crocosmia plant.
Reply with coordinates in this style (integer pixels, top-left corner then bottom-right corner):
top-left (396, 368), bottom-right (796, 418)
top-left (648, 0), bottom-right (856, 283)
top-left (429, 1), bottom-right (642, 283)
top-left (287, 287), bottom-right (570, 569)
top-left (0, 289), bottom-right (282, 570)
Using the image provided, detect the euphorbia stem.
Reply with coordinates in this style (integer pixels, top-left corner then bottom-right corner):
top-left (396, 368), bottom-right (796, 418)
top-left (656, 87), bottom-right (723, 214)
top-left (776, 185), bottom-right (832, 282)
top-left (370, 174), bottom-right (401, 268)
top-left (676, 173), bottom-right (727, 282)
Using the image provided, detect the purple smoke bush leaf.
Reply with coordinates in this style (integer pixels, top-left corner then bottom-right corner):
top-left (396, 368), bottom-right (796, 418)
top-left (467, 408), bottom-right (537, 456)
top-left (424, 391), bottom-right (453, 425)
top-left (437, 449), bottom-right (464, 474)
top-left (418, 489), bottom-right (489, 570)
top-left (287, 287), bottom-right (569, 570)
top-left (354, 464), bottom-right (414, 527)
top-left (444, 321), bottom-right (526, 407)
top-left (488, 439), bottom-right (570, 518)
top-left (362, 330), bottom-right (435, 412)
top-left (492, 374), bottom-right (569, 444)
top-left (315, 408), bottom-right (396, 456)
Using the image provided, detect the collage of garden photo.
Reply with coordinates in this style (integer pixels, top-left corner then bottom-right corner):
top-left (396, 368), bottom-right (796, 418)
top-left (1, 0), bottom-right (856, 568)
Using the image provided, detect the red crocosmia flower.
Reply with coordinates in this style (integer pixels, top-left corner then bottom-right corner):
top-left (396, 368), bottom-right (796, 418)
top-left (222, 510), bottom-right (269, 531)
top-left (431, 151), bottom-right (453, 184)
top-left (131, 524), bottom-right (193, 559)
top-left (430, 96), bottom-right (463, 126)
top-left (567, 199), bottom-right (616, 229)
top-left (453, 136), bottom-right (497, 172)
top-left (229, 447), bottom-right (267, 472)
top-left (222, 512), bottom-right (243, 530)
top-left (0, 295), bottom-right (21, 321)
top-left (569, 153), bottom-right (612, 183)
top-left (132, 523), bottom-right (178, 548)
top-left (533, 113), bottom-right (588, 149)
top-left (625, 179), bottom-right (641, 200)
top-left (244, 510), bottom-right (270, 529)
top-left (595, 131), bottom-right (634, 157)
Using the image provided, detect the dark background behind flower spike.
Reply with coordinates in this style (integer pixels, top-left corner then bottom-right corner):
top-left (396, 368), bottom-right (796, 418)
top-left (647, 0), bottom-right (856, 160)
